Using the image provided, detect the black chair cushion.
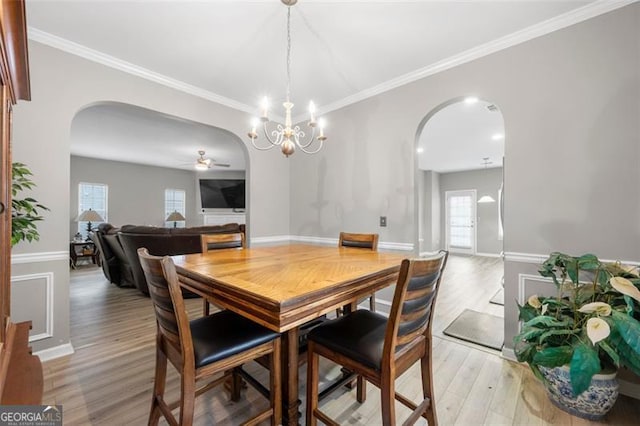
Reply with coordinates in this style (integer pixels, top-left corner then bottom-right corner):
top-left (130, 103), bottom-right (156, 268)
top-left (190, 310), bottom-right (280, 369)
top-left (307, 310), bottom-right (387, 371)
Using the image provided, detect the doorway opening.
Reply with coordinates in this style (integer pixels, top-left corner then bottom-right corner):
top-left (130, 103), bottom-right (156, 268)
top-left (414, 96), bottom-right (505, 351)
top-left (445, 189), bottom-right (477, 254)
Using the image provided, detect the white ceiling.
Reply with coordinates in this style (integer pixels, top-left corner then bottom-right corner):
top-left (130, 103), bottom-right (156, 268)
top-left (418, 99), bottom-right (504, 173)
top-left (28, 0), bottom-right (628, 171)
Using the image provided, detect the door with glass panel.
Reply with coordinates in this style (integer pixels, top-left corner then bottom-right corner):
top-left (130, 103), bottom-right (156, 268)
top-left (445, 190), bottom-right (476, 254)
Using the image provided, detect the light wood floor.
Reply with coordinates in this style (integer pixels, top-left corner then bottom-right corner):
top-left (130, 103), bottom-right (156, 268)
top-left (42, 256), bottom-right (640, 425)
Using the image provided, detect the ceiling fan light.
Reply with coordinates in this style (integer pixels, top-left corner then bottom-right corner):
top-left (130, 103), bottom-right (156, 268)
top-left (195, 162), bottom-right (208, 171)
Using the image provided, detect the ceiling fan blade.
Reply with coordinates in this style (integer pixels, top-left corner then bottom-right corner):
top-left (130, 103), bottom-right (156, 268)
top-left (212, 163), bottom-right (231, 168)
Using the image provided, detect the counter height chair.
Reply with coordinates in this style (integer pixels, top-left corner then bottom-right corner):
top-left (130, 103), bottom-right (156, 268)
top-left (138, 248), bottom-right (281, 426)
top-left (200, 232), bottom-right (246, 315)
top-left (338, 232), bottom-right (379, 312)
top-left (306, 251), bottom-right (448, 426)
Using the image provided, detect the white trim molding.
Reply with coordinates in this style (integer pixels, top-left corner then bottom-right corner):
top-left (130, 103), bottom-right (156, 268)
top-left (505, 251), bottom-right (640, 266)
top-left (10, 272), bottom-right (54, 343)
top-left (298, 0), bottom-right (637, 122)
top-left (27, 0), bottom-right (634, 124)
top-left (475, 252), bottom-right (501, 258)
top-left (504, 252), bottom-right (547, 264)
top-left (34, 343), bottom-right (75, 363)
top-left (27, 27), bottom-right (257, 117)
top-left (250, 235), bottom-right (292, 245)
top-left (11, 251), bottom-right (69, 265)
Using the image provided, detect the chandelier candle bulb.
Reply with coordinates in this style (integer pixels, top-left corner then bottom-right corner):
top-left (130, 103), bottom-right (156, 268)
top-left (309, 101), bottom-right (316, 124)
top-left (261, 97), bottom-right (269, 119)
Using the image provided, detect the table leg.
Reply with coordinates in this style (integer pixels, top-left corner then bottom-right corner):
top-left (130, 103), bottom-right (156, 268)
top-left (282, 327), bottom-right (300, 426)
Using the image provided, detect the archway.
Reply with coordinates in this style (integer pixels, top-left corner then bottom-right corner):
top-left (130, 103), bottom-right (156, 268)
top-left (414, 96), bottom-right (505, 349)
top-left (69, 101), bottom-right (250, 238)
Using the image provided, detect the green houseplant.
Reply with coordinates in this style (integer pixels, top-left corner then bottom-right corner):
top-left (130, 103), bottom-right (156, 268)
top-left (514, 252), bottom-right (640, 418)
top-left (11, 162), bottom-right (49, 246)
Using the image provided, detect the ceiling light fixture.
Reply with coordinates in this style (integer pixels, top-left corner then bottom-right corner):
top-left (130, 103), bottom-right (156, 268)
top-left (464, 96), bottom-right (479, 104)
top-left (492, 133), bottom-right (504, 140)
top-left (478, 157), bottom-right (496, 203)
top-left (248, 0), bottom-right (326, 157)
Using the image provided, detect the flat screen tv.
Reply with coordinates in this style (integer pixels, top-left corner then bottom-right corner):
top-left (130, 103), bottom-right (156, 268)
top-left (199, 179), bottom-right (245, 209)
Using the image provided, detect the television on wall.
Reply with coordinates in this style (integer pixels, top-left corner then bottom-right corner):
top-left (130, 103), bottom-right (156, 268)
top-left (199, 179), bottom-right (245, 209)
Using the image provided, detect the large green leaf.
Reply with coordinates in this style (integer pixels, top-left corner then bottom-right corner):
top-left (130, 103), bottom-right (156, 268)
top-left (532, 346), bottom-right (573, 368)
top-left (611, 310), bottom-right (640, 355)
top-left (608, 329), bottom-right (640, 375)
top-left (523, 316), bottom-right (571, 329)
top-left (599, 340), bottom-right (620, 368)
top-left (569, 342), bottom-right (601, 396)
top-left (517, 303), bottom-right (538, 322)
top-left (578, 254), bottom-right (600, 271)
top-left (539, 329), bottom-right (579, 344)
top-left (514, 340), bottom-right (536, 363)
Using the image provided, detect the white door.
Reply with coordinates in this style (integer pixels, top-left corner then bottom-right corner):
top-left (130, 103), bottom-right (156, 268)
top-left (445, 190), bottom-right (476, 255)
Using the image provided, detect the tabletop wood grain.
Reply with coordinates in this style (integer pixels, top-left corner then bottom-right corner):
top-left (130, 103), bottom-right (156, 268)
top-left (173, 244), bottom-right (406, 332)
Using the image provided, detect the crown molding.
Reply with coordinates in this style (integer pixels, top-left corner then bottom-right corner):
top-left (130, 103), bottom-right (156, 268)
top-left (27, 27), bottom-right (256, 116)
top-left (309, 0), bottom-right (637, 120)
top-left (28, 0), bottom-right (636, 123)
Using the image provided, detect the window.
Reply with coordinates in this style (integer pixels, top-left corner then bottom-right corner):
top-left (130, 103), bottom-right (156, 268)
top-left (78, 182), bottom-right (108, 238)
top-left (165, 189), bottom-right (186, 228)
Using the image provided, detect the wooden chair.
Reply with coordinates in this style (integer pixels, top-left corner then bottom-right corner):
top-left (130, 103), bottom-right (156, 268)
top-left (137, 248), bottom-right (281, 426)
top-left (306, 251), bottom-right (448, 426)
top-left (338, 232), bottom-right (379, 312)
top-left (200, 232), bottom-right (246, 315)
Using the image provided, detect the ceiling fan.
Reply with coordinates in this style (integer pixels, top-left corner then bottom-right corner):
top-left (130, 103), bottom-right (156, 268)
top-left (194, 150), bottom-right (230, 170)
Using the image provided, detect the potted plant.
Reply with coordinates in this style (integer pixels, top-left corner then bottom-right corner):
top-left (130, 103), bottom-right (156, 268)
top-left (11, 162), bottom-right (49, 246)
top-left (514, 252), bottom-right (640, 420)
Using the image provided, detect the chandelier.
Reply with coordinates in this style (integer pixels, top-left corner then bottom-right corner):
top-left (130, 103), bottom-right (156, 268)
top-left (247, 0), bottom-right (326, 157)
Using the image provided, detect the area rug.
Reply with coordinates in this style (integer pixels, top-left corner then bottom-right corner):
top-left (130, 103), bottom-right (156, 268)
top-left (489, 288), bottom-right (504, 305)
top-left (443, 309), bottom-right (504, 350)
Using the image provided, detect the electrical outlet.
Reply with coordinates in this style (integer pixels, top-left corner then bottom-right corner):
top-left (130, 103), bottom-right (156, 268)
top-left (380, 216), bottom-right (387, 227)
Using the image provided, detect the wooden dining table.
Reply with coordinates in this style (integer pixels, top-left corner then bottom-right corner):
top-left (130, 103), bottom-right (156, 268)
top-left (172, 243), bottom-right (406, 425)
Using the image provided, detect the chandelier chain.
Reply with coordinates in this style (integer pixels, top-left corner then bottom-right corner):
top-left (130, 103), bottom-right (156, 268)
top-left (286, 6), bottom-right (292, 103)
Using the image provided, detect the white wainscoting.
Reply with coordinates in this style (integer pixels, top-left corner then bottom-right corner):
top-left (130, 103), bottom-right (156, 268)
top-left (10, 272), bottom-right (54, 343)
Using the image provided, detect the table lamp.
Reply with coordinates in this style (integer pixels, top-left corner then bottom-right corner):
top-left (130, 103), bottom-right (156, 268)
top-left (166, 211), bottom-right (186, 228)
top-left (78, 208), bottom-right (104, 239)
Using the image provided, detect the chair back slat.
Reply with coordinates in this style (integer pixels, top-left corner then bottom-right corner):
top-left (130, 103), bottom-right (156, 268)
top-left (338, 232), bottom-right (378, 251)
top-left (138, 248), bottom-right (192, 354)
top-left (384, 251), bottom-right (448, 362)
top-left (201, 232), bottom-right (246, 253)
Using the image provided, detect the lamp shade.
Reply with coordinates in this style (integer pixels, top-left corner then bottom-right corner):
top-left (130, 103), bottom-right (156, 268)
top-left (166, 211), bottom-right (186, 222)
top-left (477, 195), bottom-right (496, 203)
top-left (78, 209), bottom-right (104, 222)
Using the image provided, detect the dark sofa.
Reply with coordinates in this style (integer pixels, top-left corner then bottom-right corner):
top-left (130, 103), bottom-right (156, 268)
top-left (91, 223), bottom-right (136, 288)
top-left (118, 223), bottom-right (246, 295)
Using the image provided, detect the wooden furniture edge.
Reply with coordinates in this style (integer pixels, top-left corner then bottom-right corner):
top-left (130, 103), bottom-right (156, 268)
top-left (0, 320), bottom-right (43, 404)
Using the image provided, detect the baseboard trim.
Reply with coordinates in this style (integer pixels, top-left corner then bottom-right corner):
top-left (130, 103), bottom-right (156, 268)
top-left (501, 347), bottom-right (517, 362)
top-left (250, 235), bottom-right (292, 245)
top-left (11, 251), bottom-right (69, 265)
top-left (34, 342), bottom-right (74, 362)
top-left (476, 252), bottom-right (501, 258)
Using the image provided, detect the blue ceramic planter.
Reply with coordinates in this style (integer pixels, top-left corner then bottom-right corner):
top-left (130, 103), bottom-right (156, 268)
top-left (540, 366), bottom-right (619, 420)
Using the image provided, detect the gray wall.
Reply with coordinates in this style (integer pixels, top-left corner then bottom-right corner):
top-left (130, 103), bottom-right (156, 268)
top-left (70, 156), bottom-right (199, 233)
top-left (11, 40), bottom-right (290, 355)
top-left (419, 170), bottom-right (441, 253)
top-left (439, 167), bottom-right (503, 255)
top-left (8, 4), bottom-right (639, 356)
top-left (289, 5), bottom-right (639, 347)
